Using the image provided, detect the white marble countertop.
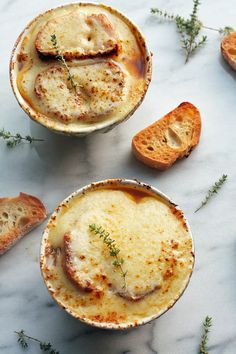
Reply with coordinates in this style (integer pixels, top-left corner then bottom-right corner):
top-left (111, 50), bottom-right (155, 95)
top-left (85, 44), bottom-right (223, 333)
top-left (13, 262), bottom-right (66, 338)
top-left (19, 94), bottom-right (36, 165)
top-left (1, 0), bottom-right (236, 353)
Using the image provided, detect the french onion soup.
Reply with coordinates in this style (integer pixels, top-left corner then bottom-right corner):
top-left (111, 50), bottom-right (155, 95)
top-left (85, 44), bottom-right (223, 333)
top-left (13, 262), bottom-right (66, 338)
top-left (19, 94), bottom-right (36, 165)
top-left (41, 179), bottom-right (194, 329)
top-left (11, 3), bottom-right (152, 135)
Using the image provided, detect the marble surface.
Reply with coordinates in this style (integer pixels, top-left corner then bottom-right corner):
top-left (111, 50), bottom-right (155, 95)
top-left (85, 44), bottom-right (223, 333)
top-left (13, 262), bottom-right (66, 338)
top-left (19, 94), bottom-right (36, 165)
top-left (0, 0), bottom-right (236, 353)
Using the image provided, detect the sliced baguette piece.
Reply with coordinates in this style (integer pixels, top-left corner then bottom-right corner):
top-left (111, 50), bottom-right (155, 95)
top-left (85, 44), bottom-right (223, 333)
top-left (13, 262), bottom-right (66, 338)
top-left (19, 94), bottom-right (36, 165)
top-left (221, 32), bottom-right (236, 71)
top-left (0, 193), bottom-right (47, 255)
top-left (35, 12), bottom-right (118, 60)
top-left (132, 102), bottom-right (201, 170)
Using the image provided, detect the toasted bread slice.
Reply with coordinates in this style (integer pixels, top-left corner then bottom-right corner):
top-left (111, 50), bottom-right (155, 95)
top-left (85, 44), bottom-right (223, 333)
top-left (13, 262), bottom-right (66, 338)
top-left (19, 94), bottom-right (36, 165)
top-left (132, 102), bottom-right (201, 170)
top-left (35, 12), bottom-right (118, 59)
top-left (63, 231), bottom-right (160, 301)
top-left (221, 32), bottom-right (236, 71)
top-left (62, 189), bottom-right (164, 301)
top-left (0, 193), bottom-right (47, 255)
top-left (35, 61), bottom-right (126, 123)
top-left (64, 232), bottom-right (104, 295)
top-left (35, 66), bottom-right (84, 123)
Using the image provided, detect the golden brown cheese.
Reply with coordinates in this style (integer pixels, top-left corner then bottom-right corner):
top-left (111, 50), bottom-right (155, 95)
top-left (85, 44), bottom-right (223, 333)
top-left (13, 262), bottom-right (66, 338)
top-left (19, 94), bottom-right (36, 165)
top-left (16, 3), bottom-right (150, 131)
top-left (41, 186), bottom-right (194, 327)
top-left (35, 11), bottom-right (118, 59)
top-left (34, 61), bottom-right (126, 123)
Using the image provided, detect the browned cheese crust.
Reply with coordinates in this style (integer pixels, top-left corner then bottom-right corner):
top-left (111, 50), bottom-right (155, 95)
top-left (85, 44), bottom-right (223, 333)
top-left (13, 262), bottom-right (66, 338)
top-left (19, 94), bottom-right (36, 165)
top-left (34, 61), bottom-right (126, 123)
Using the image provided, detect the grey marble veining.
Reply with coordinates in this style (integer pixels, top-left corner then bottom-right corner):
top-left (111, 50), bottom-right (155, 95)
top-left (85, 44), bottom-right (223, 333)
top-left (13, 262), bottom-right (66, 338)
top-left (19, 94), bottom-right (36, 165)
top-left (1, 0), bottom-right (236, 353)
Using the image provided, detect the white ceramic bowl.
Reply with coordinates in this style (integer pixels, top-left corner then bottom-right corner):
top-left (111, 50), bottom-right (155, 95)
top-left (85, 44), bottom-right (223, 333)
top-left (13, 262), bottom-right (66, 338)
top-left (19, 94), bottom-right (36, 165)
top-left (10, 3), bottom-right (152, 137)
top-left (40, 179), bottom-right (194, 329)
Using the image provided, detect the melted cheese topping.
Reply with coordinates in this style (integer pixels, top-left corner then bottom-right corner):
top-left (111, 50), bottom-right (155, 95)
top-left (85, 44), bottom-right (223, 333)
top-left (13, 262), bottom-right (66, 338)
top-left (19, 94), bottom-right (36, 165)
top-left (35, 11), bottom-right (118, 59)
top-left (16, 4), bottom-right (149, 131)
top-left (34, 61), bottom-right (126, 123)
top-left (41, 186), bottom-right (194, 328)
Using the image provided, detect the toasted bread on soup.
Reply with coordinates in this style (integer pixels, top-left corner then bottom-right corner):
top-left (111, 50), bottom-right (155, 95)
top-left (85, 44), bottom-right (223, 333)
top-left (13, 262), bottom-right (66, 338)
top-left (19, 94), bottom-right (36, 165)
top-left (35, 12), bottom-right (118, 59)
top-left (34, 61), bottom-right (126, 123)
top-left (63, 197), bottom-right (162, 301)
top-left (221, 32), bottom-right (236, 71)
top-left (132, 102), bottom-right (201, 170)
top-left (0, 193), bottom-right (46, 255)
top-left (64, 227), bottom-right (160, 301)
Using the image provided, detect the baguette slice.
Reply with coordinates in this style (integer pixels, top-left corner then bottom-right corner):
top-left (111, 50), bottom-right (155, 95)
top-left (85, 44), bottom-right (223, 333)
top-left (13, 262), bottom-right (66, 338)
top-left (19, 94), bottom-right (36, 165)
top-left (132, 102), bottom-right (201, 170)
top-left (221, 32), bottom-right (236, 71)
top-left (0, 193), bottom-right (47, 255)
top-left (35, 12), bottom-right (118, 60)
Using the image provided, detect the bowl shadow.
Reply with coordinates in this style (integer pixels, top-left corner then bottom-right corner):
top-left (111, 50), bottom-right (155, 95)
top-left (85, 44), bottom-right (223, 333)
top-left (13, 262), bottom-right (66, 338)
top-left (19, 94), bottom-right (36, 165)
top-left (52, 309), bottom-right (157, 354)
top-left (29, 120), bottom-right (90, 167)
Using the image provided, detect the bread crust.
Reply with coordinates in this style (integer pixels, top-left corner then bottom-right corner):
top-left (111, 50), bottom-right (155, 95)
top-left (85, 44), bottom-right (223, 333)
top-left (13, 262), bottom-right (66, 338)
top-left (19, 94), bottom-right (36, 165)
top-left (132, 102), bottom-right (201, 170)
top-left (221, 32), bottom-right (236, 71)
top-left (0, 193), bottom-right (47, 255)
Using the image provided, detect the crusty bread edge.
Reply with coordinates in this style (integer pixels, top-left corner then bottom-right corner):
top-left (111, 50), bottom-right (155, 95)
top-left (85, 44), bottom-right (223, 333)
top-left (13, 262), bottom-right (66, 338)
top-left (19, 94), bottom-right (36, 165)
top-left (0, 193), bottom-right (47, 255)
top-left (35, 42), bottom-right (119, 61)
top-left (132, 102), bottom-right (202, 170)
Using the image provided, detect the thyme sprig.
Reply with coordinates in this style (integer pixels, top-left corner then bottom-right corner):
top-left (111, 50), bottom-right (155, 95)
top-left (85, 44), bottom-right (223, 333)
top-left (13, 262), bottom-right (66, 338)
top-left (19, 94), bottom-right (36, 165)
top-left (50, 34), bottom-right (78, 94)
top-left (199, 316), bottom-right (213, 354)
top-left (0, 128), bottom-right (44, 147)
top-left (15, 330), bottom-right (59, 353)
top-left (89, 224), bottom-right (127, 289)
top-left (151, 0), bottom-right (234, 62)
top-left (195, 174), bottom-right (227, 212)
top-left (202, 25), bottom-right (234, 36)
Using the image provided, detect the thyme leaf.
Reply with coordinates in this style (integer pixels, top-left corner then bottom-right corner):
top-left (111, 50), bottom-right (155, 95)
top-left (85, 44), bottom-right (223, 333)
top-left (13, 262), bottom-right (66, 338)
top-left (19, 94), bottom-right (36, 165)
top-left (15, 330), bottom-right (59, 354)
top-left (195, 174), bottom-right (227, 212)
top-left (16, 330), bottom-right (28, 349)
top-left (89, 224), bottom-right (127, 289)
top-left (199, 316), bottom-right (213, 354)
top-left (151, 0), bottom-right (234, 62)
top-left (50, 34), bottom-right (78, 94)
top-left (0, 128), bottom-right (44, 148)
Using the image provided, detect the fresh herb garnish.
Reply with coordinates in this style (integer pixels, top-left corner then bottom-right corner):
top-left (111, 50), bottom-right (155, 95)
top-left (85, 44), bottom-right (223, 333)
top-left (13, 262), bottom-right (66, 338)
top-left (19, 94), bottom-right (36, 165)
top-left (16, 330), bottom-right (28, 349)
top-left (199, 316), bottom-right (212, 354)
top-left (151, 0), bottom-right (234, 63)
top-left (89, 224), bottom-right (127, 289)
top-left (195, 174), bottom-right (227, 212)
top-left (203, 25), bottom-right (234, 36)
top-left (0, 128), bottom-right (44, 147)
top-left (15, 330), bottom-right (59, 353)
top-left (50, 34), bottom-right (78, 94)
